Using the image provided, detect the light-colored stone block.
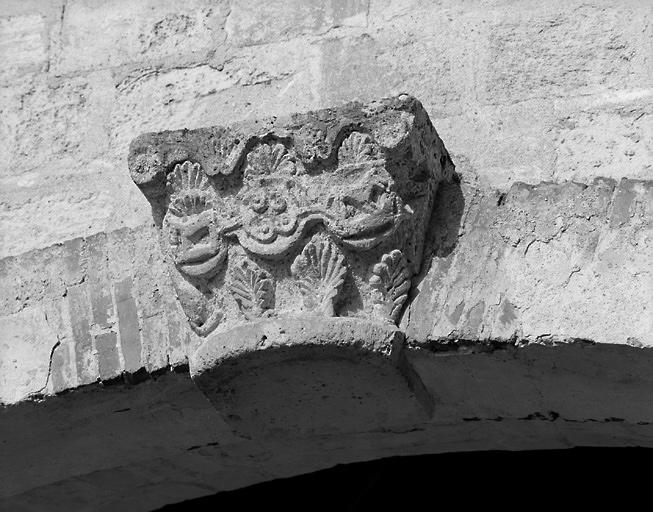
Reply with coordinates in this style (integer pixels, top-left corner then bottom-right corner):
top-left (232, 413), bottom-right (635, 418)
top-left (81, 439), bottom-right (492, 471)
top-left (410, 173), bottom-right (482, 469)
top-left (51, 0), bottom-right (229, 74)
top-left (0, 71), bottom-right (114, 176)
top-left (552, 92), bottom-right (653, 181)
top-left (0, 305), bottom-right (59, 403)
top-left (0, 14), bottom-right (48, 82)
top-left (226, 0), bottom-right (369, 47)
top-left (405, 178), bottom-right (653, 347)
top-left (110, 65), bottom-right (238, 158)
top-left (480, 3), bottom-right (650, 103)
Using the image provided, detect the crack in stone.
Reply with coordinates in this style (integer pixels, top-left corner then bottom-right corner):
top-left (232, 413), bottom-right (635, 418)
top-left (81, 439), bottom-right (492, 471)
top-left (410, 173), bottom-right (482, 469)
top-left (20, 310), bottom-right (62, 402)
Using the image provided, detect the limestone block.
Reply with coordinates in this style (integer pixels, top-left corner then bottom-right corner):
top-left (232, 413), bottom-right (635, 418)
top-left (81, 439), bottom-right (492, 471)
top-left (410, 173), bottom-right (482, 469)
top-left (0, 305), bottom-right (59, 403)
top-left (0, 14), bottom-right (47, 83)
top-left (433, 99), bottom-right (559, 190)
top-left (552, 93), bottom-right (653, 181)
top-left (110, 66), bottom-right (239, 159)
top-left (0, 71), bottom-right (114, 176)
top-left (226, 0), bottom-right (369, 47)
top-left (51, 0), bottom-right (229, 75)
top-left (0, 226), bottom-right (192, 404)
top-left (190, 316), bottom-right (430, 438)
top-left (316, 15), bottom-right (471, 117)
top-left (481, 3), bottom-right (650, 104)
top-left (405, 177), bottom-right (653, 346)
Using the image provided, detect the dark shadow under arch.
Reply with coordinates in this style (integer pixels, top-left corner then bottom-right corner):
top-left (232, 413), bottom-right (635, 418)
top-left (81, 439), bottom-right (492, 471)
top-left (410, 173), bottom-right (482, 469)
top-left (158, 447), bottom-right (651, 511)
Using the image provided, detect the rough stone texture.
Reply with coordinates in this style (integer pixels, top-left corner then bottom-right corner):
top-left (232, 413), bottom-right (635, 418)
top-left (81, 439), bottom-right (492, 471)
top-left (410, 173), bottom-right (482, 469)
top-left (2, 343), bottom-right (653, 511)
top-left (1, 0), bottom-right (653, 508)
top-left (0, 226), bottom-right (192, 404)
top-left (405, 176), bottom-right (653, 347)
top-left (128, 95), bottom-right (452, 339)
top-left (190, 316), bottom-right (430, 439)
top-left (3, 167), bottom-right (649, 406)
top-left (1, 0), bottom-right (652, 257)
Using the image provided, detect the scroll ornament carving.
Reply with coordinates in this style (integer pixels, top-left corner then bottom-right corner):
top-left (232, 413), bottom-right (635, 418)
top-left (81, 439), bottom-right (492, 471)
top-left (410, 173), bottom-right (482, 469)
top-left (290, 235), bottom-right (347, 316)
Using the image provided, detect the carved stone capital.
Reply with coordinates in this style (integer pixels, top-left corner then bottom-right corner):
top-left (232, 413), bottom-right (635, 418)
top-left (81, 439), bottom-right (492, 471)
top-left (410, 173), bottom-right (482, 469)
top-left (129, 95), bottom-right (453, 434)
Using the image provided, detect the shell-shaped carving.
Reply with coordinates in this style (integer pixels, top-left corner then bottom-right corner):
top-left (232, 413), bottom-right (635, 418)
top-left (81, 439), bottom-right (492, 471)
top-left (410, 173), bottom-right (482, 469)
top-left (338, 132), bottom-right (374, 165)
top-left (369, 249), bottom-right (411, 324)
top-left (290, 236), bottom-right (347, 316)
top-left (167, 161), bottom-right (213, 217)
top-left (230, 260), bottom-right (275, 319)
top-left (245, 143), bottom-right (295, 177)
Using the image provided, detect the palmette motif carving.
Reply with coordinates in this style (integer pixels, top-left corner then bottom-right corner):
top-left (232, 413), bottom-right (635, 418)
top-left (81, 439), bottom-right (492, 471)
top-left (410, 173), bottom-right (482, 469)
top-left (167, 161), bottom-right (214, 217)
top-left (128, 95), bottom-right (453, 336)
top-left (246, 142), bottom-right (298, 176)
top-left (290, 235), bottom-right (347, 316)
top-left (369, 250), bottom-right (411, 324)
top-left (230, 261), bottom-right (275, 320)
top-left (338, 132), bottom-right (376, 165)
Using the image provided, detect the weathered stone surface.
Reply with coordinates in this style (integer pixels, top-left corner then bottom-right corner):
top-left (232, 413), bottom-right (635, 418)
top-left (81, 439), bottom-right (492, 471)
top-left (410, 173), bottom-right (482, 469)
top-left (191, 316), bottom-right (430, 438)
top-left (0, 226), bottom-right (191, 403)
top-left (128, 95), bottom-right (453, 340)
top-left (2, 342), bottom-right (653, 510)
top-left (1, 1), bottom-right (652, 504)
top-left (2, 0), bottom-right (652, 255)
top-left (405, 176), bottom-right (653, 347)
top-left (225, 0), bottom-right (369, 47)
top-left (552, 93), bottom-right (653, 181)
top-left (0, 72), bottom-right (114, 176)
top-left (51, 0), bottom-right (229, 75)
top-left (110, 65), bottom-right (239, 157)
top-left (0, 14), bottom-right (48, 83)
top-left (479, 3), bottom-right (649, 103)
top-left (0, 305), bottom-right (58, 404)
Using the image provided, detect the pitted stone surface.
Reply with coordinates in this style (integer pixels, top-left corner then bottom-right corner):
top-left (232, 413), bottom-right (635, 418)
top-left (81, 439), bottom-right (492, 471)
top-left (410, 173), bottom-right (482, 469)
top-left (2, 0), bottom-right (652, 258)
top-left (1, 2), bottom-right (653, 507)
top-left (189, 316), bottom-right (430, 438)
top-left (129, 95), bottom-right (453, 338)
top-left (405, 176), bottom-right (653, 347)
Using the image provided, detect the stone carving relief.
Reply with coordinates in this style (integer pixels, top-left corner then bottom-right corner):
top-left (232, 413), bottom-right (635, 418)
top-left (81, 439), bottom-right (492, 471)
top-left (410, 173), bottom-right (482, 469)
top-left (290, 235), bottom-right (347, 316)
top-left (129, 95), bottom-right (452, 432)
top-left (129, 94), bottom-right (454, 339)
top-left (230, 260), bottom-right (275, 320)
top-left (369, 249), bottom-right (411, 324)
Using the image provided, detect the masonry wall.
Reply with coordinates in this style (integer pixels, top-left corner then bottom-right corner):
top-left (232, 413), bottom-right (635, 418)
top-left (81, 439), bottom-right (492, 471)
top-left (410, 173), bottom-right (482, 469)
top-left (2, 3), bottom-right (653, 507)
top-left (1, 0), bottom-right (652, 404)
top-left (1, 0), bottom-right (652, 258)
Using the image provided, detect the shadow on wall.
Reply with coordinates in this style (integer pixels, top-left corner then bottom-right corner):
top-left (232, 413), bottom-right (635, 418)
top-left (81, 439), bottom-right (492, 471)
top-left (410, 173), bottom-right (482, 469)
top-left (408, 170), bottom-right (465, 307)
